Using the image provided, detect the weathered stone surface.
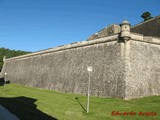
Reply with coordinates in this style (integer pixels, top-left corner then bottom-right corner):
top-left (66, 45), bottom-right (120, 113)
top-left (124, 40), bottom-right (160, 99)
top-left (2, 39), bottom-right (125, 98)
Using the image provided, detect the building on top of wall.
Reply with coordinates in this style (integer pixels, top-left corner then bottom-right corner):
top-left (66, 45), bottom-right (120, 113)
top-left (87, 16), bottom-right (160, 40)
top-left (131, 16), bottom-right (160, 37)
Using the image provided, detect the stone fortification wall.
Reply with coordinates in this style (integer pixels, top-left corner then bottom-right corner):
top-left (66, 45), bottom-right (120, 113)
top-left (124, 34), bottom-right (160, 99)
top-left (2, 20), bottom-right (160, 100)
top-left (2, 35), bottom-right (125, 98)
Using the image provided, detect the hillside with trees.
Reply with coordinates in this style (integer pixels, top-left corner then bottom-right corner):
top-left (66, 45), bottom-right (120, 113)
top-left (0, 47), bottom-right (31, 72)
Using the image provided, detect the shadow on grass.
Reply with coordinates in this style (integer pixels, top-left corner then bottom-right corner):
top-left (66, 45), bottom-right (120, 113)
top-left (75, 97), bottom-right (87, 113)
top-left (0, 96), bottom-right (58, 120)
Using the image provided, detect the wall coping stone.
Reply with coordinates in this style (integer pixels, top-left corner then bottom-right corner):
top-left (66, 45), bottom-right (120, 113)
top-left (5, 34), bottom-right (119, 62)
top-left (130, 33), bottom-right (160, 45)
top-left (4, 33), bottom-right (160, 62)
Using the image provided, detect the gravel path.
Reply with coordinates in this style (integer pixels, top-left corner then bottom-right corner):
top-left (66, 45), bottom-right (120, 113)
top-left (0, 105), bottom-right (19, 120)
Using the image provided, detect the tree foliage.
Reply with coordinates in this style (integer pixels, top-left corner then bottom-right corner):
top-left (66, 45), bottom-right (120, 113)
top-left (0, 47), bottom-right (31, 72)
top-left (141, 12), bottom-right (153, 21)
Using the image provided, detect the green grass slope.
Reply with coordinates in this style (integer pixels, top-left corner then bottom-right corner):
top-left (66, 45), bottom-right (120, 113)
top-left (0, 84), bottom-right (159, 120)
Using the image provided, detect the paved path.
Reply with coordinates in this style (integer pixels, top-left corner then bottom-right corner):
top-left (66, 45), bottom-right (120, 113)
top-left (0, 105), bottom-right (19, 120)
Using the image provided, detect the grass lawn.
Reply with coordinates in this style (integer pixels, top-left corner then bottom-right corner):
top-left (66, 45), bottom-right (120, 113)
top-left (0, 84), bottom-right (160, 120)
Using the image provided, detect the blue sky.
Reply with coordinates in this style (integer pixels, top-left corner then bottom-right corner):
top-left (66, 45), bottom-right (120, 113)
top-left (0, 0), bottom-right (159, 52)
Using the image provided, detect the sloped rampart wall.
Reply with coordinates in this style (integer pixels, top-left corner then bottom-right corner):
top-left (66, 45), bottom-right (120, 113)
top-left (2, 36), bottom-right (125, 98)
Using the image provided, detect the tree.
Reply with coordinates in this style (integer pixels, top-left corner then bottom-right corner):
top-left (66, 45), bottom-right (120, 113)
top-left (0, 47), bottom-right (31, 72)
top-left (141, 12), bottom-right (153, 21)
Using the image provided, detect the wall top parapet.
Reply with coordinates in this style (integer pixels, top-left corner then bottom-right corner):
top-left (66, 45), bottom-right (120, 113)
top-left (5, 34), bottom-right (119, 62)
top-left (130, 32), bottom-right (160, 44)
top-left (4, 31), bottom-right (160, 62)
